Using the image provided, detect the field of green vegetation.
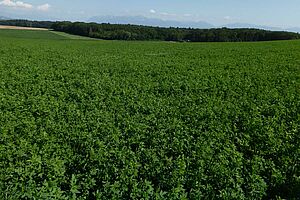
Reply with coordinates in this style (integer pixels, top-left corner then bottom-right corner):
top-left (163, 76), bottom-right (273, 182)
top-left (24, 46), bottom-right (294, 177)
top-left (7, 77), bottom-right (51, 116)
top-left (0, 29), bottom-right (299, 199)
top-left (51, 31), bottom-right (97, 40)
top-left (0, 29), bottom-right (65, 40)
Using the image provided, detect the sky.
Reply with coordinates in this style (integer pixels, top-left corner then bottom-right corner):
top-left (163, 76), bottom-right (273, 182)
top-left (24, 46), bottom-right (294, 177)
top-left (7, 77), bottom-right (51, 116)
top-left (0, 0), bottom-right (299, 28)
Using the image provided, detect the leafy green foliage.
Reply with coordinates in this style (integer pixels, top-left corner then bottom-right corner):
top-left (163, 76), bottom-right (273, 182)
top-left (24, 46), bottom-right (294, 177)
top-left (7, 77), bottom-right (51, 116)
top-left (0, 19), bottom-right (53, 29)
top-left (1, 19), bottom-right (299, 42)
top-left (52, 21), bottom-right (300, 42)
top-left (0, 30), bottom-right (299, 199)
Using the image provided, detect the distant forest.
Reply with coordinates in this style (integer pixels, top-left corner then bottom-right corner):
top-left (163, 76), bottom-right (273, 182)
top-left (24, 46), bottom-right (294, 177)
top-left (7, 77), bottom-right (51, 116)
top-left (1, 19), bottom-right (300, 42)
top-left (0, 20), bottom-right (53, 29)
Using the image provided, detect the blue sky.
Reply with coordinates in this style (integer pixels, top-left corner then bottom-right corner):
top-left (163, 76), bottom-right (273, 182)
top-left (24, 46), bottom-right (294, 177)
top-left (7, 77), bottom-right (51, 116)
top-left (0, 0), bottom-right (299, 27)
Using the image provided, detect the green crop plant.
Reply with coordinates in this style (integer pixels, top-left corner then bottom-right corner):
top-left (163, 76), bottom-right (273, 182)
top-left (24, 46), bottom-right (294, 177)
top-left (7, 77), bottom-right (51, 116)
top-left (0, 30), bottom-right (299, 199)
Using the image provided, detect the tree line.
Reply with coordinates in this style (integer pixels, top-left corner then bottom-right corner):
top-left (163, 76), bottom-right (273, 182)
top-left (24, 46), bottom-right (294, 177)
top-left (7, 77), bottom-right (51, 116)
top-left (0, 19), bottom-right (53, 29)
top-left (1, 19), bottom-right (299, 42)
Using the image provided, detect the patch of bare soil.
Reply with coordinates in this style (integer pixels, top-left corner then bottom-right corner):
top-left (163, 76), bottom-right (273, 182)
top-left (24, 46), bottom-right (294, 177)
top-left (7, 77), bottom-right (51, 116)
top-left (0, 25), bottom-right (48, 30)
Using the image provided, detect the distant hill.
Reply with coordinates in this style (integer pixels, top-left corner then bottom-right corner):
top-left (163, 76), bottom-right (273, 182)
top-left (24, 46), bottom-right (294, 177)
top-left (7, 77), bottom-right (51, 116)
top-left (89, 16), bottom-right (300, 33)
top-left (286, 27), bottom-right (300, 33)
top-left (223, 23), bottom-right (300, 33)
top-left (222, 23), bottom-right (283, 31)
top-left (88, 15), bottom-right (214, 29)
top-left (0, 16), bottom-right (11, 20)
top-left (52, 21), bottom-right (300, 42)
top-left (1, 15), bottom-right (300, 34)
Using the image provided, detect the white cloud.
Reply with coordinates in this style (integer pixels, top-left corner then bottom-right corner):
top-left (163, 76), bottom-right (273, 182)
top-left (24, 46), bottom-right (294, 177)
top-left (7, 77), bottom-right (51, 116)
top-left (0, 0), bottom-right (33, 9)
top-left (37, 3), bottom-right (50, 11)
top-left (160, 12), bottom-right (177, 17)
top-left (224, 16), bottom-right (231, 20)
top-left (183, 14), bottom-right (192, 17)
top-left (0, 0), bottom-right (50, 11)
top-left (150, 9), bottom-right (156, 14)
